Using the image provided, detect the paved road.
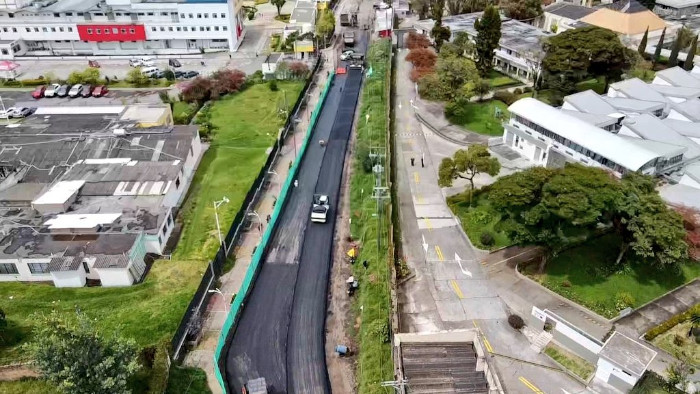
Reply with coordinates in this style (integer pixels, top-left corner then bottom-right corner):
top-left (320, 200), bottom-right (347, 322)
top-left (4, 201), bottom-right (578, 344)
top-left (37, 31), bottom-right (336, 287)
top-left (394, 49), bottom-right (589, 394)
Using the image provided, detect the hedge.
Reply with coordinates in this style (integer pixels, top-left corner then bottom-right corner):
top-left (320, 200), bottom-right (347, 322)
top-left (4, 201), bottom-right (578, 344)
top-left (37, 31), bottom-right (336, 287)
top-left (644, 304), bottom-right (700, 341)
top-left (147, 342), bottom-right (170, 394)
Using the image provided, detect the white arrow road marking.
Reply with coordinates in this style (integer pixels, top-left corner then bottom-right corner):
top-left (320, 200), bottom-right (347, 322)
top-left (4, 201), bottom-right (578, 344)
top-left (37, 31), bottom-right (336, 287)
top-left (455, 253), bottom-right (473, 277)
top-left (422, 234), bottom-right (428, 254)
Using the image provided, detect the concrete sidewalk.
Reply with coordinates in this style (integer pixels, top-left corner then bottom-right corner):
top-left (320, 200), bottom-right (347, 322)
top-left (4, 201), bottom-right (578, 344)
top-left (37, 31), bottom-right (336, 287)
top-left (182, 52), bottom-right (334, 394)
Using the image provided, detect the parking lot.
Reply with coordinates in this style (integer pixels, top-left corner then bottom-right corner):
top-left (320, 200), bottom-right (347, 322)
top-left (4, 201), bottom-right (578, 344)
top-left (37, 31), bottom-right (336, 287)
top-left (0, 89), bottom-right (162, 109)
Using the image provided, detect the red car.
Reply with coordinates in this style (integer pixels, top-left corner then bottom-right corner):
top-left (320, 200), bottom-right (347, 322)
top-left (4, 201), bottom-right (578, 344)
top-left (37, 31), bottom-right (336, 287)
top-left (92, 85), bottom-right (108, 97)
top-left (31, 85), bottom-right (46, 99)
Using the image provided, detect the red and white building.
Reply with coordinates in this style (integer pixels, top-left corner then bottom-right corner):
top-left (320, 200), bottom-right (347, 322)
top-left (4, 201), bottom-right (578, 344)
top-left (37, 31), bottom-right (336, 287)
top-left (0, 0), bottom-right (245, 58)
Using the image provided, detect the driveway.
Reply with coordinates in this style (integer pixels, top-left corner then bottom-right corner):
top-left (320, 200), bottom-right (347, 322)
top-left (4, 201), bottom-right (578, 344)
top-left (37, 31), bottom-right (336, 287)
top-left (395, 49), bottom-right (588, 394)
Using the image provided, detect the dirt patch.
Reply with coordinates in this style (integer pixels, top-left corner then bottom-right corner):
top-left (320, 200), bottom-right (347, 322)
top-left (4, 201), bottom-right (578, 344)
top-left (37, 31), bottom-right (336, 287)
top-left (0, 364), bottom-right (39, 381)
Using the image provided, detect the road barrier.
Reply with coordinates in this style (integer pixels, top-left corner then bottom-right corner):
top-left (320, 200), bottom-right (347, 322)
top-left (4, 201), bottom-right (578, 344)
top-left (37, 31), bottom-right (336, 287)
top-left (213, 70), bottom-right (336, 393)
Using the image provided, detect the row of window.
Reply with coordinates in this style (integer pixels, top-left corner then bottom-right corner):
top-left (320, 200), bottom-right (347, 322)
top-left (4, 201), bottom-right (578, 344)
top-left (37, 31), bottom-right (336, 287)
top-left (0, 262), bottom-right (49, 275)
top-left (150, 25), bottom-right (228, 32)
top-left (2, 26), bottom-right (74, 33)
top-left (86, 27), bottom-right (137, 35)
top-left (180, 12), bottom-right (227, 19)
top-left (513, 114), bottom-right (631, 174)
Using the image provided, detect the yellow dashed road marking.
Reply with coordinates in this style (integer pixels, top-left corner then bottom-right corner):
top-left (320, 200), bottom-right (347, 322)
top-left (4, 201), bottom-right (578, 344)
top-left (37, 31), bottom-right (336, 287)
top-left (483, 338), bottom-right (494, 353)
top-left (519, 377), bottom-right (544, 393)
top-left (450, 279), bottom-right (464, 299)
top-left (434, 245), bottom-right (444, 261)
top-left (424, 217), bottom-right (433, 232)
top-left (413, 172), bottom-right (420, 184)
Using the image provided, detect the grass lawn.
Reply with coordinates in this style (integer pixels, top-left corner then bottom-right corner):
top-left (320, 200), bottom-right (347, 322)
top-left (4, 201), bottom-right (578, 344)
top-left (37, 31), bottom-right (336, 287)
top-left (166, 366), bottom-right (212, 394)
top-left (174, 81), bottom-right (303, 261)
top-left (349, 38), bottom-right (393, 394)
top-left (652, 321), bottom-right (700, 365)
top-left (0, 379), bottom-right (60, 394)
top-left (524, 233), bottom-right (700, 319)
top-left (544, 343), bottom-right (595, 380)
top-left (446, 100), bottom-right (509, 136)
top-left (486, 70), bottom-right (519, 88)
top-left (447, 190), bottom-right (511, 250)
top-left (631, 372), bottom-right (684, 394)
top-left (575, 77), bottom-right (606, 94)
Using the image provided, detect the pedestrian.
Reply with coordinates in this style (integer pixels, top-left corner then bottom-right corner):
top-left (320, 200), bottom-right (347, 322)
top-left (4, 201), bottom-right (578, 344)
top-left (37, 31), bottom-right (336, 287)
top-left (294, 179), bottom-right (299, 188)
top-left (421, 154), bottom-right (425, 168)
top-left (259, 222), bottom-right (263, 232)
top-left (201, 60), bottom-right (205, 66)
top-left (362, 260), bottom-right (368, 269)
top-left (229, 53), bottom-right (232, 59)
top-left (410, 157), bottom-right (415, 166)
top-left (105, 75), bottom-right (110, 84)
top-left (266, 214), bottom-right (271, 223)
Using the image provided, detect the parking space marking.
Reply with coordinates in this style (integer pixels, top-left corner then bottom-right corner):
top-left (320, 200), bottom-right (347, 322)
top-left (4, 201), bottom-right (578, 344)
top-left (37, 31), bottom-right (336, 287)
top-left (413, 172), bottom-right (420, 184)
top-left (434, 245), bottom-right (444, 261)
top-left (449, 280), bottom-right (464, 299)
top-left (519, 377), bottom-right (544, 393)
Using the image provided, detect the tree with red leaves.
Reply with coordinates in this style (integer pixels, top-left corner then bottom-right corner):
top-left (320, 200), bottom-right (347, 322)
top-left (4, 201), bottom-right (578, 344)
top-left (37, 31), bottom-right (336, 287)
top-left (406, 31), bottom-right (431, 49)
top-left (182, 76), bottom-right (213, 104)
top-left (211, 69), bottom-right (246, 99)
top-left (406, 48), bottom-right (437, 69)
top-left (289, 61), bottom-right (310, 79)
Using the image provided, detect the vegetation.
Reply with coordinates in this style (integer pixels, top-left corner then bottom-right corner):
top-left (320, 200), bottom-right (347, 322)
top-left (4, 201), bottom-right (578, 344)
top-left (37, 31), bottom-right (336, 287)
top-left (126, 67), bottom-right (151, 87)
top-left (430, 0), bottom-right (451, 51)
top-left (652, 321), bottom-right (700, 365)
top-left (445, 99), bottom-right (508, 136)
top-left (684, 35), bottom-right (698, 71)
top-left (631, 371), bottom-right (686, 394)
top-left (271, 0), bottom-right (285, 16)
top-left (544, 343), bottom-right (595, 380)
top-left (181, 68), bottom-right (247, 104)
top-left (653, 28), bottom-right (666, 66)
top-left (507, 314), bottom-right (525, 330)
top-left (524, 233), bottom-right (700, 318)
top-left (645, 304), bottom-right (700, 340)
top-left (447, 189), bottom-right (512, 250)
top-left (66, 67), bottom-right (101, 86)
top-left (638, 27), bottom-right (649, 56)
top-left (438, 145), bottom-right (500, 206)
top-left (26, 310), bottom-right (139, 394)
top-left (542, 26), bottom-right (633, 94)
top-left (486, 70), bottom-right (518, 88)
top-left (165, 367), bottom-right (212, 394)
top-left (172, 101), bottom-right (199, 125)
top-left (474, 5), bottom-right (501, 76)
top-left (501, 0), bottom-right (542, 21)
top-left (315, 10), bottom-right (335, 48)
top-left (350, 38), bottom-right (393, 393)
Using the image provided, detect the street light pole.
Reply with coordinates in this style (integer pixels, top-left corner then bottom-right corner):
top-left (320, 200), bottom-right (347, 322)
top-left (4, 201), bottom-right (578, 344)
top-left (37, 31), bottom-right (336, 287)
top-left (213, 196), bottom-right (229, 250)
top-left (208, 288), bottom-right (228, 312)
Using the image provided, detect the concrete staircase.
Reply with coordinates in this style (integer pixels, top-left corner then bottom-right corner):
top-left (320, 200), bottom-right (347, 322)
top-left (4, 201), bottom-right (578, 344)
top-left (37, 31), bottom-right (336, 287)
top-left (530, 331), bottom-right (553, 353)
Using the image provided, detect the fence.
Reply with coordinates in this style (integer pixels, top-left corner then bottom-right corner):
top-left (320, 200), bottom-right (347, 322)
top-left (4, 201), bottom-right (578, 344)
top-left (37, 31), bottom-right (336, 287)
top-left (212, 70), bottom-right (336, 393)
top-left (170, 56), bottom-right (323, 361)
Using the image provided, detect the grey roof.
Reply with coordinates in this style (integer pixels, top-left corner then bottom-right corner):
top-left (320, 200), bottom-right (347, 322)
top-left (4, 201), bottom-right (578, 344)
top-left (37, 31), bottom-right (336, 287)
top-left (655, 0), bottom-right (700, 8)
top-left (599, 332), bottom-right (656, 376)
top-left (684, 163), bottom-right (700, 184)
top-left (93, 254), bottom-right (130, 269)
top-left (618, 135), bottom-right (687, 158)
top-left (663, 118), bottom-right (700, 138)
top-left (291, 7), bottom-right (315, 24)
top-left (655, 66), bottom-right (700, 89)
top-left (62, 162), bottom-right (182, 183)
top-left (560, 109), bottom-right (618, 127)
top-left (49, 254), bottom-right (83, 272)
top-left (564, 90), bottom-right (618, 114)
top-left (659, 183), bottom-right (700, 209)
top-left (544, 3), bottom-right (596, 20)
top-left (610, 78), bottom-right (668, 103)
top-left (1, 229), bottom-right (138, 260)
top-left (0, 183), bottom-right (46, 204)
top-left (650, 84), bottom-right (700, 99)
top-left (600, 0), bottom-right (649, 13)
top-left (671, 98), bottom-right (700, 121)
top-left (622, 114), bottom-right (700, 159)
top-left (602, 96), bottom-right (665, 113)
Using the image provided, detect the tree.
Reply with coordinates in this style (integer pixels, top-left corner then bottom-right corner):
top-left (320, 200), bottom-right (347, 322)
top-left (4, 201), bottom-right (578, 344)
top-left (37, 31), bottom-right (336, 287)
top-left (542, 26), bottom-right (632, 92)
top-left (182, 76), bottom-right (212, 103)
top-left (163, 69), bottom-right (175, 81)
top-left (638, 27), bottom-right (649, 56)
top-left (316, 9), bottom-right (335, 48)
top-left (430, 0), bottom-right (445, 20)
top-left (126, 67), bottom-right (150, 87)
top-left (271, 0), bottom-right (285, 16)
top-left (82, 67), bottom-right (100, 85)
top-left (406, 31), bottom-right (431, 49)
top-left (410, 0), bottom-right (430, 19)
top-left (638, 0), bottom-right (655, 10)
top-left (684, 35), bottom-right (698, 71)
top-left (676, 26), bottom-right (695, 50)
top-left (668, 32), bottom-right (682, 66)
top-left (289, 61), bottom-right (310, 78)
top-left (430, 0), bottom-right (451, 51)
top-left (653, 27), bottom-right (665, 65)
top-left (688, 313), bottom-right (700, 337)
top-left (453, 31), bottom-right (475, 56)
top-left (406, 48), bottom-right (438, 68)
top-left (438, 144), bottom-right (500, 206)
top-left (501, 0), bottom-right (542, 21)
top-left (475, 80), bottom-right (490, 101)
top-left (210, 69), bottom-right (246, 99)
top-left (446, 0), bottom-right (467, 15)
top-left (474, 5), bottom-right (501, 76)
top-left (435, 54), bottom-right (480, 98)
top-left (0, 308), bottom-right (6, 343)
top-left (666, 359), bottom-right (691, 392)
top-left (67, 71), bottom-right (83, 85)
top-left (26, 310), bottom-right (139, 394)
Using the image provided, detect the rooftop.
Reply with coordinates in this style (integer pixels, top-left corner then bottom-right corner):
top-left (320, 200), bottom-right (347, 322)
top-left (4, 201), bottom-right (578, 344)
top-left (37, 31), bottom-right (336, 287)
top-left (609, 78), bottom-right (668, 103)
top-left (509, 98), bottom-right (663, 171)
top-left (544, 3), bottom-right (596, 20)
top-left (654, 66), bottom-right (700, 89)
top-left (290, 7), bottom-right (316, 24)
top-left (581, 7), bottom-right (667, 35)
top-left (623, 114), bottom-right (700, 159)
top-left (663, 118), bottom-right (700, 138)
top-left (655, 0), bottom-right (700, 8)
top-left (671, 98), bottom-right (700, 121)
top-left (649, 84), bottom-right (700, 99)
top-left (599, 332), bottom-right (656, 376)
top-left (600, 0), bottom-right (649, 13)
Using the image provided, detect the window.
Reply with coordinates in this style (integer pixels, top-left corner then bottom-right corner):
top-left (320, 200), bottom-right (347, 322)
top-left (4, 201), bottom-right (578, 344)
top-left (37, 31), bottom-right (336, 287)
top-left (66, 12), bottom-right (73, 15)
top-left (94, 12), bottom-right (104, 16)
top-left (138, 12), bottom-right (145, 16)
top-left (115, 12), bottom-right (122, 16)
top-left (121, 28), bottom-right (126, 33)
top-left (113, 27), bottom-right (118, 33)
top-left (220, 13), bottom-right (226, 18)
top-left (158, 235), bottom-right (163, 245)
top-left (96, 28), bottom-right (101, 33)
top-left (59, 27), bottom-right (64, 32)
top-left (162, 225), bottom-right (167, 236)
top-left (0, 49), bottom-right (7, 55)
top-left (42, 27), bottom-right (47, 32)
top-left (7, 13), bottom-right (12, 18)
top-left (68, 27), bottom-right (73, 32)
top-left (168, 213), bottom-right (174, 226)
top-left (51, 27), bottom-right (56, 32)
top-left (214, 26), bottom-right (219, 31)
top-left (28, 263), bottom-right (49, 274)
top-left (87, 28), bottom-right (93, 34)
top-left (223, 26), bottom-right (227, 31)
top-left (213, 13), bottom-right (218, 18)
top-left (1, 28), bottom-right (6, 32)
top-left (104, 29), bottom-right (109, 34)
top-left (161, 12), bottom-right (168, 16)
top-left (25, 27), bottom-right (30, 32)
top-left (176, 26), bottom-right (181, 31)
top-left (11, 27), bottom-right (16, 32)
top-left (53, 12), bottom-right (60, 17)
top-left (147, 12), bottom-right (154, 16)
top-left (205, 26), bottom-right (210, 31)
top-left (168, 26), bottom-right (173, 31)
top-left (82, 261), bottom-right (90, 274)
top-left (188, 13), bottom-right (193, 18)
top-left (175, 177), bottom-right (181, 188)
top-left (204, 13), bottom-right (209, 17)
top-left (129, 28), bottom-right (135, 33)
top-left (0, 263), bottom-right (18, 275)
top-left (77, 12), bottom-right (83, 16)
top-left (180, 13), bottom-right (185, 18)
top-left (197, 13), bottom-right (202, 18)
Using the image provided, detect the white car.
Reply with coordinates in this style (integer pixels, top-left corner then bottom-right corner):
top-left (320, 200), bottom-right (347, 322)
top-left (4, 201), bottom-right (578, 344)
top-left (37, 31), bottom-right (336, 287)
top-left (68, 84), bottom-right (83, 98)
top-left (44, 83), bottom-right (61, 97)
top-left (311, 194), bottom-right (329, 223)
top-left (340, 50), bottom-right (354, 61)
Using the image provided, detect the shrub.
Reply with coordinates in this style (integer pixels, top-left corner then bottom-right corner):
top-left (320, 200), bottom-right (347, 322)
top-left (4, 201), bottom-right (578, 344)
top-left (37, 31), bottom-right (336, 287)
top-left (406, 48), bottom-right (437, 69)
top-left (147, 342), bottom-right (170, 394)
top-left (410, 67), bottom-right (435, 83)
top-left (406, 31), bottom-right (431, 49)
top-left (289, 61), bottom-right (310, 79)
top-left (513, 88), bottom-right (523, 95)
top-left (561, 280), bottom-right (571, 288)
top-left (158, 91), bottom-right (171, 104)
top-left (182, 76), bottom-right (212, 103)
top-left (248, 70), bottom-right (264, 85)
top-left (269, 80), bottom-right (278, 91)
top-left (163, 69), bottom-right (175, 81)
top-left (673, 334), bottom-right (685, 346)
top-left (368, 319), bottom-right (390, 344)
top-left (508, 314), bottom-right (525, 330)
top-left (523, 86), bottom-right (533, 93)
top-left (615, 292), bottom-right (636, 310)
top-left (493, 90), bottom-right (517, 105)
top-left (645, 304), bottom-right (700, 340)
top-left (480, 232), bottom-right (495, 246)
top-left (19, 78), bottom-right (48, 86)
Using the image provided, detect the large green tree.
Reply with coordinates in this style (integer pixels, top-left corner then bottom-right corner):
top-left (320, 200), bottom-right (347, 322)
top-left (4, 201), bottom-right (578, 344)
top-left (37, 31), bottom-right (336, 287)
top-left (501, 0), bottom-right (542, 21)
top-left (27, 310), bottom-right (139, 394)
top-left (315, 9), bottom-right (335, 47)
top-left (438, 144), bottom-right (500, 206)
top-left (419, 53), bottom-right (482, 100)
top-left (542, 26), bottom-right (632, 92)
top-left (271, 0), bottom-right (285, 16)
top-left (474, 5), bottom-right (501, 76)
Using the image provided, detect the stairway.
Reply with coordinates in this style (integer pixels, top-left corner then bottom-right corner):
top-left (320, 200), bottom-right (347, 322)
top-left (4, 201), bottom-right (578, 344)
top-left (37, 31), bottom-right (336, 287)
top-left (530, 331), bottom-right (553, 353)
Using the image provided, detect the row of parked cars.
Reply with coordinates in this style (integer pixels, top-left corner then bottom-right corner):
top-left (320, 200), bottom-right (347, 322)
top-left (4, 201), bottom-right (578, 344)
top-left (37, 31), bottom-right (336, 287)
top-left (129, 56), bottom-right (181, 68)
top-left (32, 84), bottom-right (108, 99)
top-left (0, 106), bottom-right (35, 119)
top-left (141, 67), bottom-right (199, 79)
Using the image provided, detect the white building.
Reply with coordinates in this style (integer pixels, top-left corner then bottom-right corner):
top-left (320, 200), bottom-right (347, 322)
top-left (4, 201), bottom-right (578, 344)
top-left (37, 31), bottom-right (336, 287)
top-left (0, 106), bottom-right (203, 287)
top-left (0, 0), bottom-right (245, 58)
top-left (595, 332), bottom-right (657, 392)
top-left (654, 0), bottom-right (700, 18)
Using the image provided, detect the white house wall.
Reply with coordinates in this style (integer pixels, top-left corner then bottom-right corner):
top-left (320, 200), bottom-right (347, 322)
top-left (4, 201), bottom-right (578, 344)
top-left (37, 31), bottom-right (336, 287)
top-left (595, 357), bottom-right (637, 388)
top-left (96, 267), bottom-right (134, 287)
top-left (0, 258), bottom-right (51, 282)
top-left (51, 267), bottom-right (87, 288)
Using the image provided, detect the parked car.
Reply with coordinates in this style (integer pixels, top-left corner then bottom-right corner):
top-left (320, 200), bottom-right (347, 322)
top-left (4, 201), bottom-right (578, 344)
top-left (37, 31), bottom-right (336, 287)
top-left (31, 85), bottom-right (46, 99)
top-left (11, 107), bottom-right (33, 118)
top-left (169, 59), bottom-right (181, 68)
top-left (340, 50), bottom-right (354, 61)
top-left (44, 83), bottom-right (61, 97)
top-left (0, 108), bottom-right (13, 118)
top-left (92, 85), bottom-right (108, 97)
top-left (183, 70), bottom-right (199, 78)
top-left (174, 70), bottom-right (185, 79)
top-left (129, 59), bottom-right (142, 67)
top-left (88, 60), bottom-right (100, 68)
top-left (141, 66), bottom-right (160, 77)
top-left (56, 84), bottom-right (69, 97)
top-left (68, 84), bottom-right (83, 98)
top-left (80, 85), bottom-right (93, 97)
